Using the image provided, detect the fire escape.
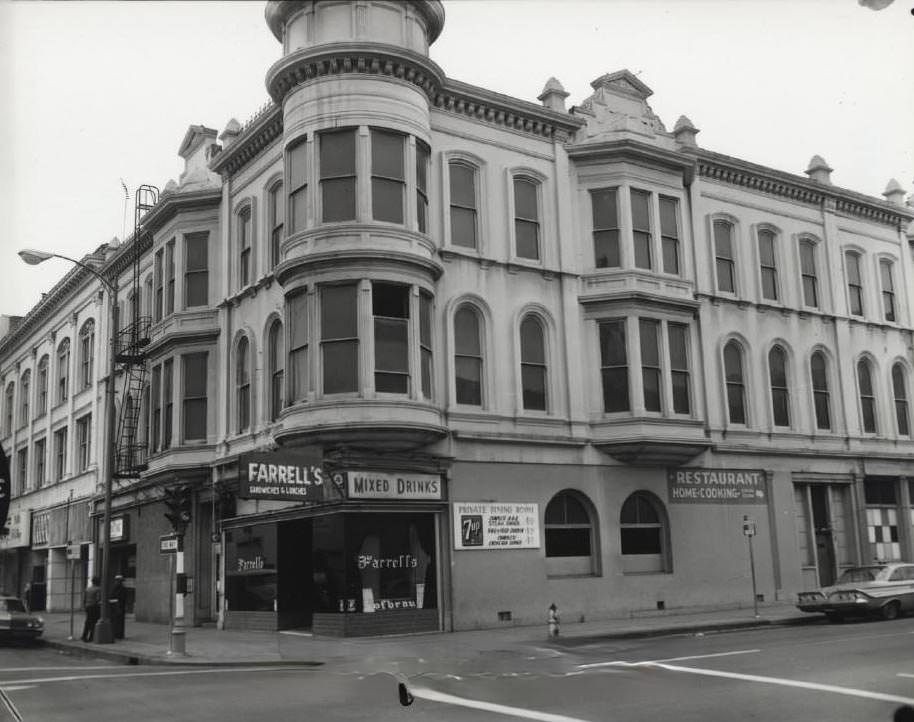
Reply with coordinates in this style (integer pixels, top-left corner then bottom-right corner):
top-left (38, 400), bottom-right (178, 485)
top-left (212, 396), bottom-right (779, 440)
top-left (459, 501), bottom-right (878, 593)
top-left (114, 185), bottom-right (158, 479)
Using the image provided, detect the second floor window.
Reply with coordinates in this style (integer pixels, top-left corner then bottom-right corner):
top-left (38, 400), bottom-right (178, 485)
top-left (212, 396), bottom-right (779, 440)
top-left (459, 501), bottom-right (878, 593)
top-left (599, 320), bottom-right (629, 413)
top-left (857, 359), bottom-right (877, 433)
top-left (268, 320), bottom-right (284, 421)
top-left (56, 338), bottom-right (70, 404)
top-left (183, 353), bottom-right (208, 442)
top-left (75, 414), bottom-right (91, 472)
top-left (640, 318), bottom-right (662, 412)
top-left (845, 251), bottom-right (864, 317)
top-left (454, 306), bottom-right (483, 406)
top-left (513, 177), bottom-right (540, 260)
top-left (768, 345), bottom-right (790, 427)
top-left (287, 293), bottom-right (308, 404)
top-left (321, 284), bottom-right (359, 394)
top-left (449, 162), bottom-right (478, 249)
top-left (154, 249), bottom-right (163, 321)
top-left (53, 426), bottom-right (67, 482)
top-left (236, 337), bottom-right (251, 433)
top-left (724, 340), bottom-right (746, 425)
top-left (520, 316), bottom-right (547, 411)
top-left (185, 233), bottom-right (209, 308)
top-left (238, 207), bottom-right (252, 288)
top-left (714, 220), bottom-right (736, 293)
top-left (3, 382), bottom-right (13, 435)
top-left (880, 259), bottom-right (896, 322)
top-left (811, 351), bottom-right (831, 430)
top-left (668, 323), bottom-right (691, 415)
top-left (758, 229), bottom-right (778, 301)
top-left (34, 437), bottom-right (46, 487)
top-left (892, 363), bottom-right (909, 436)
top-left (373, 283), bottom-right (410, 393)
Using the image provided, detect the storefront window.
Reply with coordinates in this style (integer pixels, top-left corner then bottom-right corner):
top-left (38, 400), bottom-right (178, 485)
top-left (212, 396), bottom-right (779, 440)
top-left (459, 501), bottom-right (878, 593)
top-left (224, 524), bottom-right (278, 612)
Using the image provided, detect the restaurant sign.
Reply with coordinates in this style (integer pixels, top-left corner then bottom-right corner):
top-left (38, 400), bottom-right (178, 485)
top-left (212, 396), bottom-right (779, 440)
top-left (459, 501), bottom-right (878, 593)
top-left (668, 468), bottom-right (767, 504)
top-left (239, 452), bottom-right (344, 502)
top-left (453, 502), bottom-right (540, 550)
top-left (345, 471), bottom-right (443, 501)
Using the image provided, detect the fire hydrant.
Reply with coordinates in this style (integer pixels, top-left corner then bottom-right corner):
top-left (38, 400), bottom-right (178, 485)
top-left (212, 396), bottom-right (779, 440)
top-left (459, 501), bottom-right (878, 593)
top-left (548, 603), bottom-right (560, 638)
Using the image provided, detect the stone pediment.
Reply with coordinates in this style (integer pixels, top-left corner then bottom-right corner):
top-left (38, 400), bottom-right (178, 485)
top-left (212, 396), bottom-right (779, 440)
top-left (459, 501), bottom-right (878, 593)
top-left (573, 69), bottom-right (673, 147)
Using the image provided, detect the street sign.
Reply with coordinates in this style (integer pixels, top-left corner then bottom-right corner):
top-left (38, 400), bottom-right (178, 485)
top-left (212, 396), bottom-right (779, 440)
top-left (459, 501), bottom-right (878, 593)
top-left (66, 544), bottom-right (81, 560)
top-left (159, 533), bottom-right (183, 554)
top-left (742, 515), bottom-right (757, 536)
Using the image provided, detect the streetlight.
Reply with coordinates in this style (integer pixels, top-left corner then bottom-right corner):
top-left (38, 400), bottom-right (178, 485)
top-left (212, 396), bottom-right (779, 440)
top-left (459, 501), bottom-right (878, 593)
top-left (19, 248), bottom-right (119, 644)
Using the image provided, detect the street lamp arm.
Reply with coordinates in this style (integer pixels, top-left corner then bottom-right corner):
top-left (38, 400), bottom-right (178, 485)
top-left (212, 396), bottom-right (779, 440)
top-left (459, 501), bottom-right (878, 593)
top-left (17, 249), bottom-right (116, 295)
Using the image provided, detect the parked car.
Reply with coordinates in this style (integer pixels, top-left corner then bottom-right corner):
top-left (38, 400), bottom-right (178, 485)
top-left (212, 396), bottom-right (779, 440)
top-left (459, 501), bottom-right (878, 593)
top-left (796, 563), bottom-right (914, 622)
top-left (0, 595), bottom-right (44, 641)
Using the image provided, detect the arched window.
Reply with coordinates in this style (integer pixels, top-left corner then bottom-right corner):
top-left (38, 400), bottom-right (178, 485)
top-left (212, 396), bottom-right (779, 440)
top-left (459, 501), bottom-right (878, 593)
top-left (713, 220), bottom-right (736, 293)
top-left (238, 206), bottom-right (253, 288)
top-left (79, 319), bottom-right (95, 391)
top-left (857, 359), bottom-right (877, 433)
top-left (4, 382), bottom-right (14, 435)
top-left (454, 306), bottom-right (483, 406)
top-left (268, 181), bottom-right (284, 269)
top-left (620, 491), bottom-right (670, 573)
top-left (810, 352), bottom-right (831, 430)
top-left (520, 315), bottom-right (546, 411)
top-left (37, 355), bottom-right (49, 416)
top-left (545, 492), bottom-right (593, 557)
top-left (236, 337), bottom-right (251, 433)
top-left (799, 239), bottom-right (819, 308)
top-left (892, 363), bottom-right (909, 437)
top-left (768, 345), bottom-right (790, 427)
top-left (449, 161), bottom-right (478, 249)
top-left (724, 340), bottom-right (746, 424)
top-left (268, 320), bottom-right (284, 422)
top-left (513, 177), bottom-right (540, 260)
top-left (57, 338), bottom-right (70, 404)
top-left (19, 370), bottom-right (30, 427)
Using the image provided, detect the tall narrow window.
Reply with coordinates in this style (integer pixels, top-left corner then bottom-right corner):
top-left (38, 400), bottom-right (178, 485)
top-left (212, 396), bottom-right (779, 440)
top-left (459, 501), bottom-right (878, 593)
top-left (668, 323), bottom-right (691, 414)
top-left (53, 427), bottom-right (67, 482)
top-left (845, 251), bottom-right (864, 317)
top-left (79, 320), bottom-right (95, 391)
top-left (16, 448), bottom-right (27, 495)
top-left (320, 129), bottom-right (356, 222)
top-left (288, 137), bottom-right (308, 233)
top-left (373, 283), bottom-right (410, 394)
top-left (269, 182), bottom-right (285, 268)
top-left (150, 364), bottom-right (161, 452)
top-left (76, 414), bottom-right (91, 472)
top-left (287, 293), bottom-right (308, 403)
top-left (639, 318), bottom-right (661, 412)
top-left (880, 259), bottom-right (896, 322)
top-left (769, 345), bottom-right (790, 427)
top-left (154, 249), bottom-right (163, 321)
top-left (37, 355), bottom-right (48, 416)
top-left (724, 340), bottom-right (746, 424)
top-left (236, 337), bottom-right (251, 432)
top-left (162, 359), bottom-right (173, 450)
top-left (321, 284), bottom-right (358, 394)
top-left (799, 239), bottom-right (819, 308)
top-left (4, 382), bottom-right (13, 435)
top-left (591, 188), bottom-right (619, 268)
top-left (857, 359), bottom-right (877, 433)
top-left (810, 351), bottom-right (831, 430)
top-left (659, 196), bottom-right (680, 275)
top-left (238, 207), bottom-right (252, 288)
top-left (183, 353), bottom-right (208, 441)
top-left (758, 229), bottom-right (778, 301)
top-left (34, 438), bottom-right (46, 487)
top-left (892, 363), bottom-right (909, 436)
top-left (454, 306), bottom-right (482, 406)
top-left (599, 320), bottom-right (629, 412)
top-left (371, 129), bottom-right (405, 224)
top-left (419, 292), bottom-right (433, 399)
top-left (631, 189), bottom-right (653, 270)
top-left (184, 233), bottom-right (209, 308)
top-left (714, 220), bottom-right (736, 293)
top-left (449, 162), bottom-right (478, 249)
top-left (514, 177), bottom-right (540, 260)
top-left (268, 321), bottom-right (284, 421)
top-left (19, 370), bottom-right (30, 427)
top-left (416, 140), bottom-right (429, 233)
top-left (165, 239), bottom-right (175, 315)
top-left (56, 338), bottom-right (70, 404)
top-left (520, 316), bottom-right (547, 411)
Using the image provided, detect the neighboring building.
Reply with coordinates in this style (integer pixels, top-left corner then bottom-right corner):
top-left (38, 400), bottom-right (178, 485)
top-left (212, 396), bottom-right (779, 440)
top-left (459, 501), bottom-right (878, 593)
top-left (2, 0), bottom-right (913, 634)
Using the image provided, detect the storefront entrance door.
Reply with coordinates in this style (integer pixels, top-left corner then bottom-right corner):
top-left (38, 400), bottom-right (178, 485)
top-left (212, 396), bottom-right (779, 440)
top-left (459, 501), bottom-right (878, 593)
top-left (811, 486), bottom-right (836, 587)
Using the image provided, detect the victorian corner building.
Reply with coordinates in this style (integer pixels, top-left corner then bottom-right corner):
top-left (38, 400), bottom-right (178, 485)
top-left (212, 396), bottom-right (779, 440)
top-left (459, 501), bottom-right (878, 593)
top-left (2, 0), bottom-right (913, 636)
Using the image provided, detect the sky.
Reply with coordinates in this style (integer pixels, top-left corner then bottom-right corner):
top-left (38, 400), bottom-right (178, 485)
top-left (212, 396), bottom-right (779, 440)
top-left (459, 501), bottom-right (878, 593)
top-left (1, 0), bottom-right (911, 319)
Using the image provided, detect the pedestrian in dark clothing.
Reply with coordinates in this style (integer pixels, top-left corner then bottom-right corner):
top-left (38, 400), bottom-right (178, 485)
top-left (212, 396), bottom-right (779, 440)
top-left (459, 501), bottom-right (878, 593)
top-left (81, 576), bottom-right (101, 642)
top-left (110, 575), bottom-right (128, 640)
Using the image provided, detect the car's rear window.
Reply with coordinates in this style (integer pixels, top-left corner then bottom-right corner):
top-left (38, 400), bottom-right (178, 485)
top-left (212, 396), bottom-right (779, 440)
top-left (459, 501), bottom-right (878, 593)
top-left (837, 567), bottom-right (885, 583)
top-left (0, 599), bottom-right (26, 612)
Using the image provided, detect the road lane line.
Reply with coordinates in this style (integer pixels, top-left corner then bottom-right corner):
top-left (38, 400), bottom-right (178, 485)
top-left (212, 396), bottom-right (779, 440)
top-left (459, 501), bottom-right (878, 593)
top-left (577, 649), bottom-right (760, 670)
top-left (0, 665), bottom-right (123, 673)
top-left (641, 662), bottom-right (914, 706)
top-left (0, 666), bottom-right (307, 687)
top-left (898, 674), bottom-right (914, 679)
top-left (0, 686), bottom-right (23, 722)
top-left (410, 686), bottom-right (597, 722)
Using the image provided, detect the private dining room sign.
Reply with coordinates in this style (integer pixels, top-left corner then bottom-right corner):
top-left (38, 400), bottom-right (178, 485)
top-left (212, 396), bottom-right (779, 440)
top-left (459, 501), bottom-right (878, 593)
top-left (452, 502), bottom-right (540, 550)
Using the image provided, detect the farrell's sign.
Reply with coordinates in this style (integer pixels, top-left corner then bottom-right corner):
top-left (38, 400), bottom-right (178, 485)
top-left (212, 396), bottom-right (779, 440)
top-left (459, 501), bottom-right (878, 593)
top-left (239, 452), bottom-right (343, 502)
top-left (668, 468), bottom-right (767, 504)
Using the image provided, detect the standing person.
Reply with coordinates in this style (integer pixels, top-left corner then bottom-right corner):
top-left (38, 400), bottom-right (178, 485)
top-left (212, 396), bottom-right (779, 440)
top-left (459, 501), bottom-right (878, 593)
top-left (81, 577), bottom-right (101, 642)
top-left (110, 575), bottom-right (128, 640)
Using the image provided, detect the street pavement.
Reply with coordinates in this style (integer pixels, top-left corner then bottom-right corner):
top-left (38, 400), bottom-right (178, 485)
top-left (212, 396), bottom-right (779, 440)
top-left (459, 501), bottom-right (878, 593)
top-left (31, 601), bottom-right (812, 668)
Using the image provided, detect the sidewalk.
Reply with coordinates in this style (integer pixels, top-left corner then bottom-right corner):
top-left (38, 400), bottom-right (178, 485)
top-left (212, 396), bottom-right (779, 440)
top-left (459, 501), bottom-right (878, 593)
top-left (33, 602), bottom-right (812, 668)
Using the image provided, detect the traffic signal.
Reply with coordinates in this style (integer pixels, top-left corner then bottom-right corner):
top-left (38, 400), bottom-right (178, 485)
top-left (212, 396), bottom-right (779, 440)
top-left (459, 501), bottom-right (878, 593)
top-left (163, 486), bottom-right (192, 532)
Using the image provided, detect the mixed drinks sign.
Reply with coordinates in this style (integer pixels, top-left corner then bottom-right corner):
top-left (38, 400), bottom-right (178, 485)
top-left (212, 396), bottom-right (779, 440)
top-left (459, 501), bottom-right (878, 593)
top-left (453, 502), bottom-right (540, 550)
top-left (346, 471), bottom-right (443, 500)
top-left (668, 468), bottom-right (767, 504)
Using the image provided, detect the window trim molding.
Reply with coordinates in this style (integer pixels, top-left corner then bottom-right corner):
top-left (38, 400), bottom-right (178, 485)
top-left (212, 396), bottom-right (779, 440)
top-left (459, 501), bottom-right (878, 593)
top-left (855, 353), bottom-right (881, 436)
top-left (841, 245), bottom-right (866, 319)
top-left (446, 295), bottom-right (494, 411)
top-left (442, 150), bottom-right (488, 254)
top-left (514, 305), bottom-right (557, 415)
top-left (889, 357), bottom-right (911, 438)
top-left (507, 167), bottom-right (548, 265)
top-left (808, 346), bottom-right (838, 434)
top-left (721, 334), bottom-right (751, 428)
top-left (234, 199), bottom-right (257, 291)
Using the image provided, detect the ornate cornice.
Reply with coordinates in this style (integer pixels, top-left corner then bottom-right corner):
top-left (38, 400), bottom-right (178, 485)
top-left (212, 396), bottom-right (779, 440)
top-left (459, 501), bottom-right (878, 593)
top-left (695, 149), bottom-right (914, 228)
top-left (210, 104), bottom-right (283, 177)
top-left (567, 137), bottom-right (694, 180)
top-left (140, 187), bottom-right (222, 234)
